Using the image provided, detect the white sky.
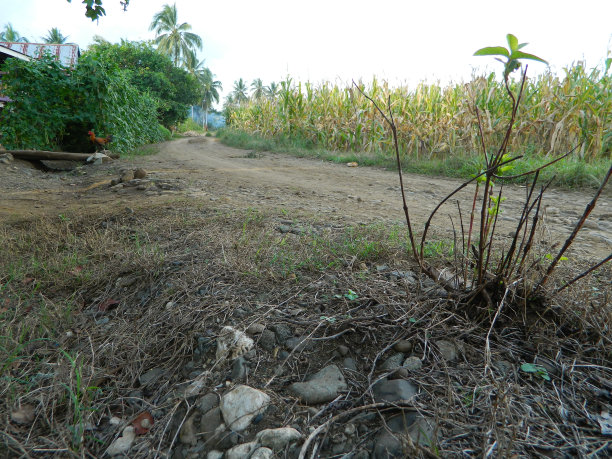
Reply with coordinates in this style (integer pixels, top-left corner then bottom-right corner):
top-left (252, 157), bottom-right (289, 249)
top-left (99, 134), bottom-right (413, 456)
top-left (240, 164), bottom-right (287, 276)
top-left (2, 0), bottom-right (611, 107)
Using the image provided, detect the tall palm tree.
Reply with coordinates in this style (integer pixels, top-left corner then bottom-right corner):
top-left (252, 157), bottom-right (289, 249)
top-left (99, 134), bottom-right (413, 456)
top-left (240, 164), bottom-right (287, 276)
top-left (200, 68), bottom-right (222, 129)
top-left (42, 28), bottom-right (69, 44)
top-left (265, 82), bottom-right (279, 99)
top-left (149, 3), bottom-right (202, 67)
top-left (0, 23), bottom-right (29, 42)
top-left (251, 78), bottom-right (265, 100)
top-left (232, 78), bottom-right (249, 105)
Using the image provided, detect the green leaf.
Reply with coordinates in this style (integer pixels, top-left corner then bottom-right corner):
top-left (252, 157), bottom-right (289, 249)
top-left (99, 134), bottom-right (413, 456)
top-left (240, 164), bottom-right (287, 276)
top-left (474, 46), bottom-right (509, 58)
top-left (520, 363), bottom-right (550, 381)
top-left (517, 42), bottom-right (529, 50)
top-left (509, 51), bottom-right (548, 65)
top-left (507, 34), bottom-right (519, 52)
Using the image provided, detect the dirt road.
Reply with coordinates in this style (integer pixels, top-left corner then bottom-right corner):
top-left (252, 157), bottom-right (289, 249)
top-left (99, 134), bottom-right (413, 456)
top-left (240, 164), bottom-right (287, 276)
top-left (1, 136), bottom-right (610, 259)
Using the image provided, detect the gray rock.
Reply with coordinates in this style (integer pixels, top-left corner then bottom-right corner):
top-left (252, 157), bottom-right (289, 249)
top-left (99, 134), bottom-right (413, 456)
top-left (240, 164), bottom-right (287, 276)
top-left (338, 345), bottom-right (350, 356)
top-left (350, 450), bottom-right (370, 459)
top-left (0, 153), bottom-right (14, 164)
top-left (255, 427), bottom-right (302, 450)
top-left (213, 430), bottom-right (240, 450)
top-left (258, 329), bottom-right (276, 351)
top-left (206, 451), bottom-right (223, 459)
top-left (220, 385), bottom-right (270, 431)
top-left (250, 447), bottom-right (274, 459)
top-left (390, 368), bottom-right (409, 380)
top-left (199, 407), bottom-right (223, 441)
top-left (343, 357), bottom-right (357, 371)
top-left (134, 168), bottom-right (147, 179)
top-left (372, 379), bottom-right (418, 403)
top-left (388, 412), bottom-right (437, 446)
top-left (402, 357), bottom-right (423, 371)
top-left (373, 432), bottom-right (404, 458)
top-left (271, 324), bottom-right (293, 343)
top-left (289, 364), bottom-right (348, 404)
top-left (246, 323), bottom-right (266, 335)
top-left (285, 336), bottom-right (314, 352)
top-left (120, 170), bottom-right (134, 182)
top-left (436, 340), bottom-right (458, 362)
top-left (494, 360), bottom-right (513, 376)
top-left (393, 340), bottom-right (413, 353)
top-left (380, 353), bottom-right (405, 371)
top-left (389, 271), bottom-right (416, 283)
top-left (231, 357), bottom-right (248, 382)
top-left (225, 441), bottom-right (258, 459)
top-left (139, 367), bottom-right (166, 386)
top-left (179, 413), bottom-right (198, 445)
top-left (197, 393), bottom-right (219, 414)
top-left (373, 412), bottom-right (437, 458)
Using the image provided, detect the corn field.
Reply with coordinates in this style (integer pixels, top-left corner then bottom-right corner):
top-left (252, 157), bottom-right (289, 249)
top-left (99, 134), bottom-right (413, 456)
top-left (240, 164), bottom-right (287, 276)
top-left (228, 63), bottom-right (611, 161)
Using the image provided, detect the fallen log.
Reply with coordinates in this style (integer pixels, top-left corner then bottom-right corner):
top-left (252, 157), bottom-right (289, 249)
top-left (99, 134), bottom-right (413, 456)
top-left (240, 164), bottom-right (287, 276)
top-left (6, 150), bottom-right (97, 161)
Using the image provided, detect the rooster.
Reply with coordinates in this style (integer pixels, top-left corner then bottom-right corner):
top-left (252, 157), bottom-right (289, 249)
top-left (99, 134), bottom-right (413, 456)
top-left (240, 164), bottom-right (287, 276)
top-left (88, 130), bottom-right (114, 150)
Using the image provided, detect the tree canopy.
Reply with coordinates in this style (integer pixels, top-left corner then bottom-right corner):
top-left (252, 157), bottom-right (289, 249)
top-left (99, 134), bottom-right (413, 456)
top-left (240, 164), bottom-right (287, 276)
top-left (85, 40), bottom-right (200, 126)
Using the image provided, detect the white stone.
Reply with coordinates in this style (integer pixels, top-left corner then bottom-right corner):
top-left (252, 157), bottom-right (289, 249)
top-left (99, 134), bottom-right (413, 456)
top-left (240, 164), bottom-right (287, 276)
top-left (220, 385), bottom-right (270, 431)
top-left (251, 447), bottom-right (275, 459)
top-left (105, 426), bottom-right (135, 456)
top-left (255, 426), bottom-right (302, 450)
top-left (225, 441), bottom-right (259, 459)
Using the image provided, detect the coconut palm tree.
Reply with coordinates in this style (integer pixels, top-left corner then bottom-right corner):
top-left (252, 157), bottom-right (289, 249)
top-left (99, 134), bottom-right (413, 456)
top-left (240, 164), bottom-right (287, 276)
top-left (182, 51), bottom-right (222, 127)
top-left (231, 78), bottom-right (249, 105)
top-left (149, 3), bottom-right (202, 67)
top-left (0, 23), bottom-right (29, 42)
top-left (251, 78), bottom-right (265, 100)
top-left (200, 68), bottom-right (222, 129)
top-left (265, 82), bottom-right (279, 99)
top-left (42, 28), bottom-right (69, 44)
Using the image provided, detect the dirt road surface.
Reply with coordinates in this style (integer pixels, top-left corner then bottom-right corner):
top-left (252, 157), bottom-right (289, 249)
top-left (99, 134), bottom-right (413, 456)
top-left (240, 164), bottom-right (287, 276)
top-left (1, 136), bottom-right (610, 260)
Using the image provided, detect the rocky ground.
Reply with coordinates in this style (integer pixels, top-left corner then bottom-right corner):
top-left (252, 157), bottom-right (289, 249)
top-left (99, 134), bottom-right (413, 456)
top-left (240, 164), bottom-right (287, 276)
top-left (1, 138), bottom-right (611, 458)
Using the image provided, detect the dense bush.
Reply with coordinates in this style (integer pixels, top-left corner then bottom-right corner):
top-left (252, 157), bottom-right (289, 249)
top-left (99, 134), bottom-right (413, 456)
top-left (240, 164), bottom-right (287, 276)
top-left (84, 40), bottom-right (200, 127)
top-left (0, 54), bottom-right (165, 154)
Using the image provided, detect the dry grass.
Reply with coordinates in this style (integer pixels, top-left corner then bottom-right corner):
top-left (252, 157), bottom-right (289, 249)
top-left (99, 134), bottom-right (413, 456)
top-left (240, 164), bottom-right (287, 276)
top-left (1, 202), bottom-right (610, 457)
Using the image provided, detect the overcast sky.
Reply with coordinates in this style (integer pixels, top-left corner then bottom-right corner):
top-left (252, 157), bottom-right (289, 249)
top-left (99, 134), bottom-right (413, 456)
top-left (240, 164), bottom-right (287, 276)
top-left (2, 0), bottom-right (611, 106)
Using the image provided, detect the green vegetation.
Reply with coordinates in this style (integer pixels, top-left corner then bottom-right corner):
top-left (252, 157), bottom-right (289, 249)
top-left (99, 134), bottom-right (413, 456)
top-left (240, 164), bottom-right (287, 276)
top-left (226, 61), bottom-right (611, 176)
top-left (84, 40), bottom-right (201, 127)
top-left (0, 1), bottom-right (215, 153)
top-left (42, 27), bottom-right (69, 44)
top-left (0, 23), bottom-right (29, 42)
top-left (66, 0), bottom-right (128, 21)
top-left (218, 128), bottom-right (609, 188)
top-left (149, 3), bottom-right (202, 68)
top-left (0, 54), bottom-right (166, 154)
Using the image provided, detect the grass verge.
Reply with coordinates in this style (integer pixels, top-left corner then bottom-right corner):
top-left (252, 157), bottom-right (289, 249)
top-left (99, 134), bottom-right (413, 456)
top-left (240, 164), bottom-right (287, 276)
top-left (218, 128), bottom-right (611, 189)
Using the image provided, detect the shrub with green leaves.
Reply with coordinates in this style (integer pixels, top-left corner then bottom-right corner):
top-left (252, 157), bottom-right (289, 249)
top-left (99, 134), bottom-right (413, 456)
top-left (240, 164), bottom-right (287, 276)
top-left (84, 40), bottom-right (200, 127)
top-left (0, 54), bottom-right (165, 154)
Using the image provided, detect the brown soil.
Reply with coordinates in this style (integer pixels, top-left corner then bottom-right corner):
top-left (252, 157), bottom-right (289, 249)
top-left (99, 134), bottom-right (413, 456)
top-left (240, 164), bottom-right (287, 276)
top-left (1, 137), bottom-right (610, 260)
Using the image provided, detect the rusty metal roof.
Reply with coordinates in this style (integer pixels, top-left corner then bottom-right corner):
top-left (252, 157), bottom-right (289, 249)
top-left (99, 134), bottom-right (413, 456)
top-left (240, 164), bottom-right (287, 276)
top-left (0, 42), bottom-right (80, 67)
